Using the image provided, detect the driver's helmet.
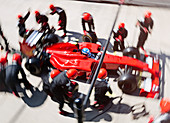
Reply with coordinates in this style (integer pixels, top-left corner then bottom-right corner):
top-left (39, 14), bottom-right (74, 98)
top-left (82, 48), bottom-right (91, 57)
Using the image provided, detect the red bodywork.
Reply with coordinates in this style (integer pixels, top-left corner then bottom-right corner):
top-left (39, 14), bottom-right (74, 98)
top-left (20, 41), bottom-right (161, 98)
top-left (45, 42), bottom-right (156, 74)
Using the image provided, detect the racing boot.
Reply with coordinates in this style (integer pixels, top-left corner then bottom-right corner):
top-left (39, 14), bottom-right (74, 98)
top-left (57, 27), bottom-right (63, 30)
top-left (97, 104), bottom-right (105, 110)
top-left (59, 110), bottom-right (69, 116)
top-left (61, 33), bottom-right (66, 38)
top-left (12, 91), bottom-right (20, 98)
top-left (0, 44), bottom-right (4, 50)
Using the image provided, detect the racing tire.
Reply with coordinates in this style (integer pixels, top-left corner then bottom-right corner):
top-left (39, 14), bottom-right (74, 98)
top-left (42, 33), bottom-right (59, 46)
top-left (123, 47), bottom-right (140, 59)
top-left (118, 73), bottom-right (137, 94)
top-left (25, 57), bottom-right (42, 76)
top-left (82, 31), bottom-right (98, 43)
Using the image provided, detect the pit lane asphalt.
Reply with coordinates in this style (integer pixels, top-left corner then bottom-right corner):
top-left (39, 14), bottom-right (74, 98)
top-left (0, 0), bottom-right (170, 123)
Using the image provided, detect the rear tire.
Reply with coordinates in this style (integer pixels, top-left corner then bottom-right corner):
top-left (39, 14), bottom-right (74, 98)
top-left (42, 33), bottom-right (59, 46)
top-left (25, 57), bottom-right (42, 76)
top-left (82, 31), bottom-right (98, 43)
top-left (123, 47), bottom-right (140, 59)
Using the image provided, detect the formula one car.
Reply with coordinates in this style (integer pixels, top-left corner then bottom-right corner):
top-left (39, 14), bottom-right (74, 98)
top-left (20, 40), bottom-right (160, 98)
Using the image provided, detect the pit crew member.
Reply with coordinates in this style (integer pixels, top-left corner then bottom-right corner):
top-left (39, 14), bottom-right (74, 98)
top-left (49, 69), bottom-right (78, 115)
top-left (93, 68), bottom-right (112, 110)
top-left (34, 10), bottom-right (50, 32)
top-left (49, 4), bottom-right (67, 38)
top-left (81, 12), bottom-right (95, 35)
top-left (136, 11), bottom-right (154, 50)
top-left (113, 22), bottom-right (128, 51)
top-left (17, 10), bottom-right (30, 37)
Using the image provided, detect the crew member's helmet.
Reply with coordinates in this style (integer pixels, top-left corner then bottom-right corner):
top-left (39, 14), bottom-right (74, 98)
top-left (82, 48), bottom-right (91, 57)
top-left (50, 69), bottom-right (61, 79)
top-left (35, 10), bottom-right (40, 16)
top-left (66, 69), bottom-right (78, 79)
top-left (160, 98), bottom-right (170, 113)
top-left (17, 15), bottom-right (22, 19)
top-left (49, 4), bottom-right (55, 10)
top-left (145, 11), bottom-right (152, 18)
top-left (118, 23), bottom-right (125, 29)
top-left (98, 68), bottom-right (108, 79)
top-left (12, 53), bottom-right (22, 65)
top-left (82, 12), bottom-right (92, 21)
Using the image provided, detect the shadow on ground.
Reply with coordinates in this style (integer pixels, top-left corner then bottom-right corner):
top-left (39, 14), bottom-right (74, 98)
top-left (0, 80), bottom-right (47, 107)
top-left (84, 96), bottom-right (131, 122)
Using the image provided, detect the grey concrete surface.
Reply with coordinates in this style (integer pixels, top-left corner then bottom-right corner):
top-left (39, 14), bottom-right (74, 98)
top-left (0, 0), bottom-right (170, 123)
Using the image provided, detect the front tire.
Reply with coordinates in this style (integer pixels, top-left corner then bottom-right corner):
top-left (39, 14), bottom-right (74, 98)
top-left (123, 47), bottom-right (140, 59)
top-left (118, 73), bottom-right (137, 94)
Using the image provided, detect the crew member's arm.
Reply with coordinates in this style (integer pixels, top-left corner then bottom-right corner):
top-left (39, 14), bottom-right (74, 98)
top-left (23, 11), bottom-right (30, 21)
top-left (91, 18), bottom-right (95, 31)
top-left (82, 19), bottom-right (86, 32)
top-left (50, 10), bottom-right (56, 15)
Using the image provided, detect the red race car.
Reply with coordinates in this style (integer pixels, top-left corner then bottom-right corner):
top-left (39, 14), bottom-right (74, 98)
top-left (21, 40), bottom-right (161, 98)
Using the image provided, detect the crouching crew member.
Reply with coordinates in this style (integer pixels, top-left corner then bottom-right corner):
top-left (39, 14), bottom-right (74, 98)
top-left (49, 69), bottom-right (79, 115)
top-left (93, 68), bottom-right (112, 110)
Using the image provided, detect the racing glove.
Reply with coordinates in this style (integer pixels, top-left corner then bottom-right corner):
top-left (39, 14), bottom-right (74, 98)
top-left (144, 27), bottom-right (148, 33)
top-left (58, 20), bottom-right (62, 26)
top-left (37, 20), bottom-right (41, 24)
